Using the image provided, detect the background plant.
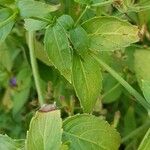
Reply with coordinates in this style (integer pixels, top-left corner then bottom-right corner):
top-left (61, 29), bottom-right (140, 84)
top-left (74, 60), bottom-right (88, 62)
top-left (0, 0), bottom-right (150, 149)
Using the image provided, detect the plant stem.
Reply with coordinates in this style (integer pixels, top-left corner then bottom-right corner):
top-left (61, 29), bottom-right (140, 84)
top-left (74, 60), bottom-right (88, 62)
top-left (28, 32), bottom-right (44, 106)
top-left (74, 5), bottom-right (90, 27)
top-left (92, 54), bottom-right (150, 111)
top-left (121, 120), bottom-right (150, 143)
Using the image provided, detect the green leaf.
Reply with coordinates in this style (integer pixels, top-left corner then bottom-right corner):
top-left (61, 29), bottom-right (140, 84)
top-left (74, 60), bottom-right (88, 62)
top-left (70, 26), bottom-right (89, 56)
top-left (134, 49), bottom-right (150, 84)
top-left (142, 80), bottom-right (150, 104)
top-left (91, 0), bottom-right (113, 7)
top-left (17, 0), bottom-right (60, 18)
top-left (74, 0), bottom-right (91, 5)
top-left (124, 106), bottom-right (136, 136)
top-left (138, 128), bottom-right (150, 150)
top-left (74, 0), bottom-right (113, 6)
top-left (24, 18), bottom-right (48, 31)
top-left (12, 87), bottom-right (31, 115)
top-left (122, 0), bottom-right (150, 12)
top-left (134, 49), bottom-right (150, 105)
top-left (92, 53), bottom-right (150, 111)
top-left (24, 10), bottom-right (55, 31)
top-left (102, 73), bottom-right (122, 104)
top-left (61, 144), bottom-right (69, 150)
top-left (0, 36), bottom-right (21, 86)
top-left (0, 8), bottom-right (16, 42)
top-left (63, 114), bottom-right (121, 150)
top-left (12, 64), bottom-right (32, 115)
top-left (0, 134), bottom-right (24, 150)
top-left (44, 16), bottom-right (72, 82)
top-left (0, 0), bottom-right (14, 5)
top-left (24, 14), bottom-right (52, 31)
top-left (82, 16), bottom-right (139, 51)
top-left (35, 40), bottom-right (52, 66)
top-left (72, 53), bottom-right (102, 112)
top-left (0, 43), bottom-right (12, 72)
top-left (26, 108), bottom-right (62, 150)
top-left (56, 15), bottom-right (74, 30)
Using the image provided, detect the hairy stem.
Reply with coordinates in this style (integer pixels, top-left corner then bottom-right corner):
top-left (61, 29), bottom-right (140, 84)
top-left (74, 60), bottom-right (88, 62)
top-left (28, 32), bottom-right (44, 106)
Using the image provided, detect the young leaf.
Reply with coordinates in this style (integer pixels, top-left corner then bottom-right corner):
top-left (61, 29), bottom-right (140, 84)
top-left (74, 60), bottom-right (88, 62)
top-left (63, 114), bottom-right (121, 150)
top-left (70, 26), bottom-right (89, 56)
top-left (24, 14), bottom-right (52, 31)
top-left (72, 53), bottom-right (102, 112)
top-left (0, 134), bottom-right (24, 150)
top-left (0, 8), bottom-right (16, 42)
top-left (82, 16), bottom-right (139, 51)
top-left (138, 128), bottom-right (150, 150)
top-left (24, 18), bottom-right (48, 31)
top-left (56, 15), bottom-right (74, 30)
top-left (44, 16), bottom-right (73, 82)
top-left (26, 108), bottom-right (62, 150)
top-left (17, 0), bottom-right (60, 18)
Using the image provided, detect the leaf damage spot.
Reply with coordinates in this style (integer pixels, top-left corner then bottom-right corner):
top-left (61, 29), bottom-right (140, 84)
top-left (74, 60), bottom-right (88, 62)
top-left (39, 103), bottom-right (57, 112)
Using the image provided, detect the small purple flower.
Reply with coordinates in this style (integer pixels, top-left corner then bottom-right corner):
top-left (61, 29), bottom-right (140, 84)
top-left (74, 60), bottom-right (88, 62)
top-left (10, 77), bottom-right (17, 87)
